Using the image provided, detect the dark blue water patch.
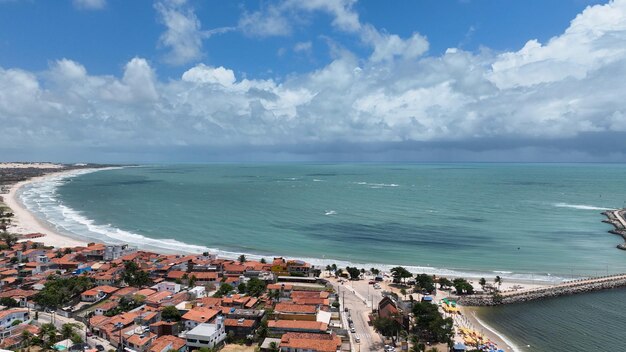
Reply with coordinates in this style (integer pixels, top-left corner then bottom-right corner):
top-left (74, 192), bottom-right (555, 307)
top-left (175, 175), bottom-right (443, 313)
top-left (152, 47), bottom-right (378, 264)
top-left (277, 221), bottom-right (491, 248)
top-left (449, 216), bottom-right (488, 223)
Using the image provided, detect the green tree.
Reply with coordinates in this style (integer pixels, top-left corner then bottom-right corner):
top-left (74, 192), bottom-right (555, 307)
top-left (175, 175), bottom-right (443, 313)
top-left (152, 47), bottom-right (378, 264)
top-left (21, 330), bottom-right (33, 348)
top-left (413, 274), bottom-right (435, 293)
top-left (213, 283), bottom-right (234, 297)
top-left (189, 275), bottom-right (197, 287)
top-left (370, 267), bottom-right (380, 275)
top-left (260, 258), bottom-right (267, 264)
top-left (0, 297), bottom-right (18, 307)
top-left (238, 282), bottom-right (247, 293)
top-left (494, 276), bottom-right (503, 292)
top-left (400, 288), bottom-right (407, 300)
top-left (437, 277), bottom-right (452, 290)
top-left (0, 231), bottom-right (18, 247)
top-left (246, 278), bottom-right (267, 297)
top-left (61, 323), bottom-right (79, 340)
top-left (34, 275), bottom-right (95, 309)
top-left (161, 305), bottom-right (182, 322)
top-left (391, 266), bottom-right (412, 284)
top-left (372, 316), bottom-right (403, 338)
top-left (268, 341), bottom-right (279, 352)
top-left (346, 266), bottom-right (361, 280)
top-left (122, 261), bottom-right (151, 287)
top-left (452, 278), bottom-right (474, 295)
top-left (479, 278), bottom-right (487, 291)
top-left (238, 254), bottom-right (246, 263)
top-left (325, 265), bottom-right (332, 275)
top-left (40, 323), bottom-right (58, 348)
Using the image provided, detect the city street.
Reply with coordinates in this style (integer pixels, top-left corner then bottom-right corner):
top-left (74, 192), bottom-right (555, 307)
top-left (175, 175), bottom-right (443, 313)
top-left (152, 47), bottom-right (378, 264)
top-left (36, 311), bottom-right (115, 351)
top-left (331, 278), bottom-right (384, 352)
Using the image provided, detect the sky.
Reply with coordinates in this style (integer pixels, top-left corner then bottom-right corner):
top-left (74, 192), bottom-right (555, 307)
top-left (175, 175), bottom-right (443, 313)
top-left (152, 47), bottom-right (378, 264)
top-left (1, 0), bottom-right (625, 163)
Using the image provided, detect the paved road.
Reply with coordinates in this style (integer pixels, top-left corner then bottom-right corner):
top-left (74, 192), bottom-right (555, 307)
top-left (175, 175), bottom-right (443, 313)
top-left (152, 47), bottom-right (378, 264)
top-left (37, 311), bottom-right (115, 350)
top-left (331, 278), bottom-right (384, 352)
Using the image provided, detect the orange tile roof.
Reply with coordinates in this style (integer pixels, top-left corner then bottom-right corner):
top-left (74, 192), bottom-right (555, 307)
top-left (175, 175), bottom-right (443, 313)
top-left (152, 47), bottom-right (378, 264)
top-left (198, 297), bottom-right (222, 308)
top-left (280, 333), bottom-right (341, 352)
top-left (268, 320), bottom-right (327, 332)
top-left (182, 307), bottom-right (219, 323)
top-left (267, 283), bottom-right (293, 291)
top-left (149, 335), bottom-right (186, 352)
top-left (126, 332), bottom-right (155, 347)
top-left (224, 318), bottom-right (255, 327)
top-left (136, 288), bottom-right (157, 297)
top-left (93, 285), bottom-right (120, 294)
top-left (274, 303), bottom-right (317, 314)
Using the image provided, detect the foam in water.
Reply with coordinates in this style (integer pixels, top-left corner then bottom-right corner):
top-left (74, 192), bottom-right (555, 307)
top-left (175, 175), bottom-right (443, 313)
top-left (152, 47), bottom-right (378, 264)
top-left (18, 168), bottom-right (567, 283)
top-left (553, 202), bottom-right (614, 211)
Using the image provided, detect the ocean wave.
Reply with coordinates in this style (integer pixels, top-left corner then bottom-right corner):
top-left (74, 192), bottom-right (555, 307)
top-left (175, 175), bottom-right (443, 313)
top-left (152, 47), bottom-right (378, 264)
top-left (354, 182), bottom-right (399, 187)
top-left (553, 202), bottom-right (614, 211)
top-left (18, 168), bottom-right (566, 283)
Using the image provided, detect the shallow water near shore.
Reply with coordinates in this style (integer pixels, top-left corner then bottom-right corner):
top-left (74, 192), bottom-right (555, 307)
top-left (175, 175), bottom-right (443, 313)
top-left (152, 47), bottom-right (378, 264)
top-left (18, 163), bottom-right (626, 280)
top-left (476, 287), bottom-right (626, 351)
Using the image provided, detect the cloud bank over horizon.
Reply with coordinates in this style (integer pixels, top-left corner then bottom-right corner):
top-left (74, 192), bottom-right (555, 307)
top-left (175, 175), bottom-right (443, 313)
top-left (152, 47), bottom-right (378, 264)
top-left (1, 0), bottom-right (626, 162)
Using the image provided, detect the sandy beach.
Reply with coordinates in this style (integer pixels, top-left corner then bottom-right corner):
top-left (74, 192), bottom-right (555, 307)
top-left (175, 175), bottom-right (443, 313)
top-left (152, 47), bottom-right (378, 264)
top-left (2, 169), bottom-right (90, 248)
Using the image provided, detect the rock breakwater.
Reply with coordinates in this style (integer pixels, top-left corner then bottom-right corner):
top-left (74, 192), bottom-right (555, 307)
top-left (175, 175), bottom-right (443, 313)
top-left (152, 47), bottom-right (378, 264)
top-left (458, 274), bottom-right (626, 306)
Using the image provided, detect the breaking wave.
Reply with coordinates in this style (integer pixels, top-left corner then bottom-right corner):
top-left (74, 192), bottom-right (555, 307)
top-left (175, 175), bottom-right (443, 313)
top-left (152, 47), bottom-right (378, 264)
top-left (553, 203), bottom-right (614, 211)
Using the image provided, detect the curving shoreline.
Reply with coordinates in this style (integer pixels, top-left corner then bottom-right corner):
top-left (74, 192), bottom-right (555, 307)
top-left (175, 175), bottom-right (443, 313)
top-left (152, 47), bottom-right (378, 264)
top-left (4, 169), bottom-right (91, 247)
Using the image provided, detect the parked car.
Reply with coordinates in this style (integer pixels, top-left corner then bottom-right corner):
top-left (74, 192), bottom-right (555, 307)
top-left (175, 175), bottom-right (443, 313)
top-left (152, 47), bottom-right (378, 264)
top-left (95, 346), bottom-right (105, 352)
top-left (369, 280), bottom-right (375, 284)
top-left (355, 336), bottom-right (360, 343)
top-left (351, 327), bottom-right (356, 333)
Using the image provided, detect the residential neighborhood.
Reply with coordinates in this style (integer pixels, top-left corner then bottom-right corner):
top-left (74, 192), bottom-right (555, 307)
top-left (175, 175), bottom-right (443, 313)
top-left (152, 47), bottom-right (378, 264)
top-left (0, 238), bottom-right (373, 352)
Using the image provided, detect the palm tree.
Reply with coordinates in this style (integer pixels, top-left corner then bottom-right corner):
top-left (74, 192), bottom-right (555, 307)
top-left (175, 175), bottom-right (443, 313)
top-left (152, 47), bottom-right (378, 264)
top-left (238, 254), bottom-right (246, 263)
top-left (494, 276), bottom-right (502, 292)
top-left (325, 265), bottom-right (332, 275)
top-left (40, 323), bottom-right (58, 348)
top-left (61, 323), bottom-right (79, 340)
top-left (400, 288), bottom-right (407, 300)
top-left (21, 330), bottom-right (33, 348)
top-left (0, 231), bottom-right (18, 247)
top-left (479, 277), bottom-right (487, 291)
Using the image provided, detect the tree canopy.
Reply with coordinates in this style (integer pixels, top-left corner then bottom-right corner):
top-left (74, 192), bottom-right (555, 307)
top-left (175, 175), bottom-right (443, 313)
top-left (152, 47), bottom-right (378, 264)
top-left (391, 266), bottom-right (412, 283)
top-left (122, 261), bottom-right (151, 287)
top-left (346, 266), bottom-right (361, 280)
top-left (452, 278), bottom-right (474, 295)
top-left (34, 275), bottom-right (95, 309)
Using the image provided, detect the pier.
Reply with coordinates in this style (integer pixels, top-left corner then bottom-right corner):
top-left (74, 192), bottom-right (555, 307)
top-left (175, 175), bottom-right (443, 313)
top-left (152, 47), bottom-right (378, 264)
top-left (458, 273), bottom-right (626, 306)
top-left (601, 208), bottom-right (626, 250)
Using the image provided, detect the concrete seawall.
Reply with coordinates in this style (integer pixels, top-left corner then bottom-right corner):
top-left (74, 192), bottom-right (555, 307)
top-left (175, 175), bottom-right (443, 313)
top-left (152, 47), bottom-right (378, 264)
top-left (602, 208), bottom-right (626, 250)
top-left (458, 274), bottom-right (626, 306)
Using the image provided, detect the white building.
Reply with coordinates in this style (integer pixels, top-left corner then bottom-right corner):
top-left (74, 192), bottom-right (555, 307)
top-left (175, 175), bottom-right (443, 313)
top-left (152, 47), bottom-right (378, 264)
top-left (104, 244), bottom-right (137, 261)
top-left (0, 309), bottom-right (29, 337)
top-left (185, 317), bottom-right (227, 349)
top-left (155, 282), bottom-right (181, 294)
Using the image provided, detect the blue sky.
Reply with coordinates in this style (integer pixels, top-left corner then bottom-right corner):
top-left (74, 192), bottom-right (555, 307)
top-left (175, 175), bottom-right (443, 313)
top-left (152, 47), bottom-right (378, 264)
top-left (0, 0), bottom-right (625, 162)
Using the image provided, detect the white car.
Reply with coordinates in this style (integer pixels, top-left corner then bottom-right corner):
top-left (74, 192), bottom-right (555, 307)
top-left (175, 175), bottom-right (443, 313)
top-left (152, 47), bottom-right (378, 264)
top-left (355, 337), bottom-right (360, 343)
top-left (350, 327), bottom-right (356, 333)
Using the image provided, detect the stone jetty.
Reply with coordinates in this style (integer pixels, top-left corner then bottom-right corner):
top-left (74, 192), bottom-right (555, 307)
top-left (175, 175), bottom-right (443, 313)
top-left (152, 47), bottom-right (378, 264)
top-left (458, 273), bottom-right (626, 306)
top-left (601, 208), bottom-right (626, 250)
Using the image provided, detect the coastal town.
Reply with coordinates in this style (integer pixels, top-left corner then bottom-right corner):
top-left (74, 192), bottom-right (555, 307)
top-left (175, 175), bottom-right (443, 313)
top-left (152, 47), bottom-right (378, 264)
top-left (2, 163), bottom-right (626, 352)
top-left (0, 163), bottom-right (505, 352)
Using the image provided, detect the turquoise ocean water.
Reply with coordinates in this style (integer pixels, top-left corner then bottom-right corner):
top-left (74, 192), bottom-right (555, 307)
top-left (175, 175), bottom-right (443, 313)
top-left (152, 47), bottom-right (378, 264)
top-left (16, 163), bottom-right (626, 350)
